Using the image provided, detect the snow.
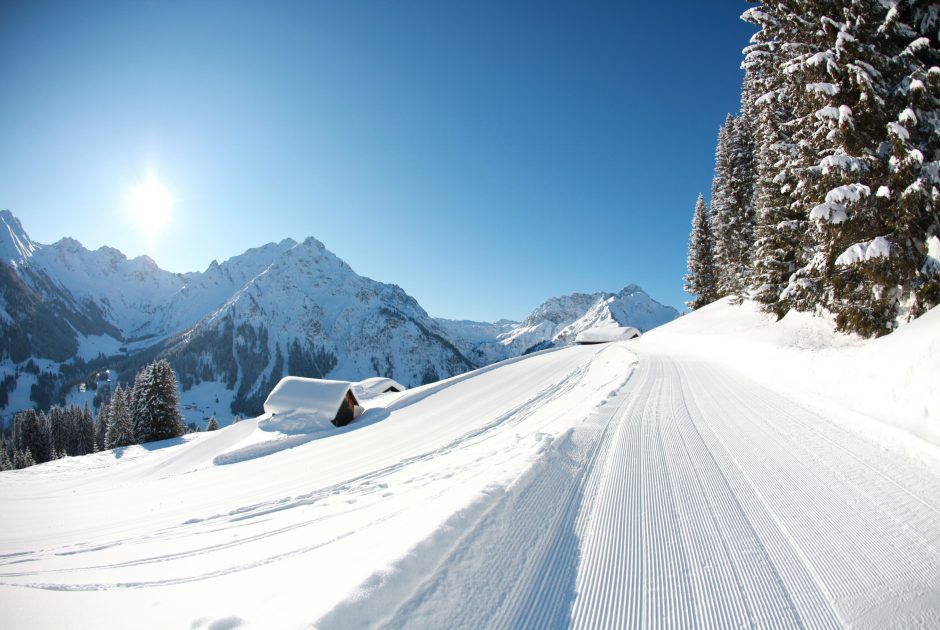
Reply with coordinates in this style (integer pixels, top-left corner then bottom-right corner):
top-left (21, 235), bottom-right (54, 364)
top-left (574, 326), bottom-right (640, 344)
top-left (825, 182), bottom-right (870, 204)
top-left (887, 121), bottom-right (910, 140)
top-left (819, 154), bottom-right (867, 173)
top-left (1, 305), bottom-right (939, 628)
top-left (353, 377), bottom-right (406, 399)
top-left (0, 343), bottom-right (635, 628)
top-left (805, 82), bottom-right (839, 95)
top-left (835, 235), bottom-right (892, 266)
top-left (0, 210), bottom-right (37, 267)
top-left (262, 376), bottom-right (356, 420)
top-left (809, 201), bottom-right (848, 223)
top-left (74, 333), bottom-right (124, 361)
top-left (642, 298), bottom-right (940, 446)
top-left (899, 107), bottom-right (918, 125)
top-left (925, 235), bottom-right (940, 274)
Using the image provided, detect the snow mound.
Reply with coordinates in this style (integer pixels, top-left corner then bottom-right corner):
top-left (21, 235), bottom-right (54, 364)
top-left (575, 326), bottom-right (640, 344)
top-left (257, 411), bottom-right (335, 435)
top-left (641, 298), bottom-right (940, 445)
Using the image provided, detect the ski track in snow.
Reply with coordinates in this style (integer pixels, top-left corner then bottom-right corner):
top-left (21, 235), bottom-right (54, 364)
top-left (1, 343), bottom-right (939, 628)
top-left (323, 350), bottom-right (940, 629)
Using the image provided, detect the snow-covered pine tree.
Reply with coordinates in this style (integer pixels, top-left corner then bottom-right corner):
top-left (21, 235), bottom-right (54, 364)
top-left (48, 406), bottom-right (68, 458)
top-left (711, 114), bottom-right (757, 298)
top-left (873, 2), bottom-right (940, 321)
top-left (95, 399), bottom-right (110, 451)
top-left (133, 360), bottom-right (184, 443)
top-left (743, 1), bottom-right (812, 316)
top-left (105, 384), bottom-right (136, 449)
top-left (206, 416), bottom-right (219, 431)
top-left (79, 402), bottom-right (95, 455)
top-left (15, 408), bottom-right (52, 464)
top-left (685, 193), bottom-right (718, 309)
top-left (130, 364), bottom-right (151, 440)
top-left (13, 449), bottom-right (35, 469)
top-left (770, 1), bottom-right (892, 335)
top-left (0, 446), bottom-right (11, 471)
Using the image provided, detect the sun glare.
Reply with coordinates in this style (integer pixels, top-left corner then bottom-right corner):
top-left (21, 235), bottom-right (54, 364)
top-left (126, 174), bottom-right (173, 238)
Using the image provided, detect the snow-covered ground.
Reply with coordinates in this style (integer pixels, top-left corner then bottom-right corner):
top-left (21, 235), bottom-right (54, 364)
top-left (1, 302), bottom-right (938, 628)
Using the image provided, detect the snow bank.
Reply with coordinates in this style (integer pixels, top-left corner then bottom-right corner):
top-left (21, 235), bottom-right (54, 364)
top-left (640, 299), bottom-right (940, 445)
top-left (575, 326), bottom-right (640, 344)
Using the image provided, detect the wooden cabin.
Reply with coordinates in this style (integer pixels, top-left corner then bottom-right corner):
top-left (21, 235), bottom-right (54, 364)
top-left (263, 377), bottom-right (362, 427)
top-left (353, 377), bottom-right (407, 399)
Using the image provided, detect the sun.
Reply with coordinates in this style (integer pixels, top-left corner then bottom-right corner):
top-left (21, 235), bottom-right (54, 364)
top-left (126, 174), bottom-right (173, 238)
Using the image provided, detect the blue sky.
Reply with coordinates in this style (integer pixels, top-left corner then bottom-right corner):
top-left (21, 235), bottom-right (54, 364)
top-left (0, 1), bottom-right (754, 321)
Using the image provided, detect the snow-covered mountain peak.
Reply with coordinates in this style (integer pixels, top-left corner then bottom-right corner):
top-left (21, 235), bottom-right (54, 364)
top-left (0, 209), bottom-right (38, 267)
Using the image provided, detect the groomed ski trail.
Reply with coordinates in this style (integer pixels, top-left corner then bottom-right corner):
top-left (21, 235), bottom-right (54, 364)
top-left (328, 346), bottom-right (940, 629)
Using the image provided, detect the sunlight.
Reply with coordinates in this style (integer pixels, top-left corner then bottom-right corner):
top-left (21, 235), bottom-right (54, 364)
top-left (126, 173), bottom-right (173, 238)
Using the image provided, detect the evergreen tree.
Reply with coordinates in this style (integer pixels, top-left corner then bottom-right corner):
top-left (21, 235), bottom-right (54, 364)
top-left (712, 114), bottom-right (757, 297)
top-left (79, 402), bottom-right (96, 455)
top-left (133, 360), bottom-right (184, 443)
top-left (13, 449), bottom-right (35, 469)
top-left (875, 2), bottom-right (940, 320)
top-left (14, 409), bottom-right (52, 464)
top-left (206, 416), bottom-right (219, 431)
top-left (48, 406), bottom-right (69, 457)
top-left (743, 1), bottom-right (809, 315)
top-left (685, 194), bottom-right (718, 309)
top-left (0, 446), bottom-right (12, 471)
top-left (106, 384), bottom-right (136, 449)
top-left (95, 400), bottom-right (110, 452)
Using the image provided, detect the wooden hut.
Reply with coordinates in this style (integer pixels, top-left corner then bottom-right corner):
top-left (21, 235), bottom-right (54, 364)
top-left (263, 377), bottom-right (362, 427)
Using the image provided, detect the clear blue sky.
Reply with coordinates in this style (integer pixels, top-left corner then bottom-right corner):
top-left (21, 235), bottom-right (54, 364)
top-left (0, 1), bottom-right (754, 321)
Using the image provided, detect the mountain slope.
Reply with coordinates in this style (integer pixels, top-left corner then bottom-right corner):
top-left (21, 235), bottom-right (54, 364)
top-left (439, 285), bottom-right (678, 364)
top-left (0, 209), bottom-right (676, 420)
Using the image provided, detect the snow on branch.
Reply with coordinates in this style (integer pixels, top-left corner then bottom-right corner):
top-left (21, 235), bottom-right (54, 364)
top-left (835, 236), bottom-right (892, 266)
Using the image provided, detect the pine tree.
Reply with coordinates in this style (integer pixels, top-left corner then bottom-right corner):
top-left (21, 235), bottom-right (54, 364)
top-left (685, 194), bottom-right (718, 309)
top-left (13, 449), bottom-right (35, 469)
top-left (14, 409), bottom-right (52, 464)
top-left (712, 114), bottom-right (757, 297)
top-left (79, 402), bottom-right (96, 455)
top-left (106, 384), bottom-right (136, 449)
top-left (744, 0), bottom-right (820, 316)
top-left (133, 360), bottom-right (184, 444)
top-left (206, 416), bottom-right (219, 431)
top-left (95, 400), bottom-right (110, 451)
top-left (875, 2), bottom-right (940, 320)
top-left (0, 447), bottom-right (12, 471)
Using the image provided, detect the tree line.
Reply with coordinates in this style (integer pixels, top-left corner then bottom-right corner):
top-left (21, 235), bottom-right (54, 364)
top-left (686, 1), bottom-right (939, 337)
top-left (1, 359), bottom-right (187, 470)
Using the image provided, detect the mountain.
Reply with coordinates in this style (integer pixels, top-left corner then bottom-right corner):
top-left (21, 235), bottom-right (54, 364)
top-left (0, 209), bottom-right (677, 421)
top-left (438, 286), bottom-right (679, 364)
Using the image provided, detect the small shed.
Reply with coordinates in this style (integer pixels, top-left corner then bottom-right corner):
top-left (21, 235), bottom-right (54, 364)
top-left (263, 377), bottom-right (362, 427)
top-left (575, 326), bottom-right (641, 345)
top-left (353, 377), bottom-right (406, 399)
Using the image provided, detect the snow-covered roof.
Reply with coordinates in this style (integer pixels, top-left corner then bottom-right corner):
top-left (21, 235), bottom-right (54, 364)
top-left (575, 326), bottom-right (641, 344)
top-left (263, 377), bottom-right (358, 418)
top-left (353, 377), bottom-right (406, 399)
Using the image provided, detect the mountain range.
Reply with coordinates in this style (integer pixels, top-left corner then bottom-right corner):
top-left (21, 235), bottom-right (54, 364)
top-left (0, 209), bottom-right (678, 420)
